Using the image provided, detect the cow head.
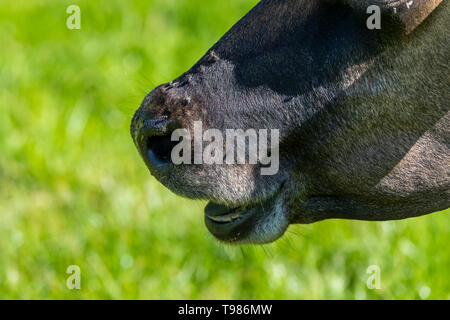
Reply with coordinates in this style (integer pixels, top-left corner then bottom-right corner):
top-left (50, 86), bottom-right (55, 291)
top-left (131, 0), bottom-right (448, 243)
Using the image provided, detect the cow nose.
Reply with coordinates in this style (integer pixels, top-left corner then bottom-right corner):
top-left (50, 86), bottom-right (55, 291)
top-left (138, 117), bottom-right (181, 168)
top-left (132, 83), bottom-right (190, 170)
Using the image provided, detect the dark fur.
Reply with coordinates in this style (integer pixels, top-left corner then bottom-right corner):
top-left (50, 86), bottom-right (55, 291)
top-left (131, 0), bottom-right (449, 243)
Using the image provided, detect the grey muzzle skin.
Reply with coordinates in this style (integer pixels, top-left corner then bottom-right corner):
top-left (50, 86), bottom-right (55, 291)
top-left (131, 85), bottom-right (186, 177)
top-left (131, 0), bottom-right (449, 243)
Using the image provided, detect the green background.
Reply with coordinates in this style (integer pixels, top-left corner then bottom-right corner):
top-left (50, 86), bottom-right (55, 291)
top-left (0, 0), bottom-right (448, 299)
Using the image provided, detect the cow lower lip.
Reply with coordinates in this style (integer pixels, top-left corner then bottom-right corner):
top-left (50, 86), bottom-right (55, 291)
top-left (204, 202), bottom-right (259, 242)
top-left (204, 203), bottom-right (255, 224)
top-left (204, 181), bottom-right (286, 242)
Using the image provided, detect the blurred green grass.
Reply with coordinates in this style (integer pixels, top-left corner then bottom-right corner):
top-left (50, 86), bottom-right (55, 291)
top-left (0, 0), bottom-right (448, 299)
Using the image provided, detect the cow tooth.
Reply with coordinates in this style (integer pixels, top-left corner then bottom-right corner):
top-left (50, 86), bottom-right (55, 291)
top-left (231, 211), bottom-right (242, 220)
top-left (208, 209), bottom-right (243, 223)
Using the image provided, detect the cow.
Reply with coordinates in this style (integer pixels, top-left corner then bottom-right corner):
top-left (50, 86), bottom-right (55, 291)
top-left (131, 0), bottom-right (449, 244)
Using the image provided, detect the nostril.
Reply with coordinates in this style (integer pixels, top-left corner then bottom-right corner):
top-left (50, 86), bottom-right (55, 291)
top-left (146, 134), bottom-right (178, 166)
top-left (137, 118), bottom-right (182, 168)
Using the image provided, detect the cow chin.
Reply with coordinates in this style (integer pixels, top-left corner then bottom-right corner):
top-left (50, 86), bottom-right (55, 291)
top-left (153, 165), bottom-right (291, 244)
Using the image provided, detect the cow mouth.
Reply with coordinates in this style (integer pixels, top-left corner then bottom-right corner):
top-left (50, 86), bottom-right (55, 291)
top-left (205, 203), bottom-right (252, 224)
top-left (204, 182), bottom-right (286, 243)
top-left (204, 202), bottom-right (264, 242)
